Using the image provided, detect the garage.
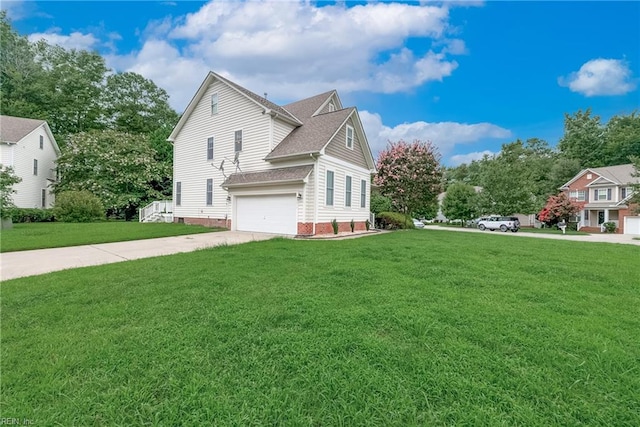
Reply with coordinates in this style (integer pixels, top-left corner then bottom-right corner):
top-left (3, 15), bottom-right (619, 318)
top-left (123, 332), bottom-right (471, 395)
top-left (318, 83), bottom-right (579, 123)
top-left (624, 216), bottom-right (640, 235)
top-left (235, 194), bottom-right (298, 235)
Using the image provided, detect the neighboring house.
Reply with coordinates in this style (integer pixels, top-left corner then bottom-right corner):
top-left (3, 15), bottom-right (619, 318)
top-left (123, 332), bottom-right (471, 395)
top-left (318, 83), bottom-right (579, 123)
top-left (560, 164), bottom-right (639, 234)
top-left (0, 115), bottom-right (60, 208)
top-left (166, 71), bottom-right (376, 235)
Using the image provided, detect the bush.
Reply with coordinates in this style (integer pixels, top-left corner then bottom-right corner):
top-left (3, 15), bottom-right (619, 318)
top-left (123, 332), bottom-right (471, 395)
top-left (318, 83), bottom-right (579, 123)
top-left (370, 194), bottom-right (392, 215)
top-left (376, 212), bottom-right (414, 230)
top-left (350, 219), bottom-right (355, 232)
top-left (603, 221), bottom-right (617, 233)
top-left (3, 208), bottom-right (56, 223)
top-left (54, 191), bottom-right (105, 223)
top-left (365, 219), bottom-right (371, 231)
top-left (331, 218), bottom-right (339, 234)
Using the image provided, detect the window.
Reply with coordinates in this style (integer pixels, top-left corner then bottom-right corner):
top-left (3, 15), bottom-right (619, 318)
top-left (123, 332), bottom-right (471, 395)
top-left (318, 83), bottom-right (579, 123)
top-left (41, 189), bottom-right (46, 207)
top-left (586, 173), bottom-right (592, 179)
top-left (595, 188), bottom-right (611, 201)
top-left (569, 190), bottom-right (585, 201)
top-left (360, 180), bottom-right (366, 208)
top-left (584, 210), bottom-right (589, 220)
top-left (622, 187), bottom-right (633, 199)
top-left (206, 178), bottom-right (213, 206)
top-left (234, 130), bottom-right (243, 152)
top-left (33, 159), bottom-right (38, 175)
top-left (345, 175), bottom-right (352, 207)
top-left (39, 135), bottom-right (44, 150)
top-left (207, 137), bottom-right (214, 161)
top-left (176, 182), bottom-right (182, 206)
top-left (211, 93), bottom-right (218, 115)
top-left (326, 170), bottom-right (334, 206)
top-left (328, 102), bottom-right (335, 112)
top-left (346, 125), bottom-right (354, 149)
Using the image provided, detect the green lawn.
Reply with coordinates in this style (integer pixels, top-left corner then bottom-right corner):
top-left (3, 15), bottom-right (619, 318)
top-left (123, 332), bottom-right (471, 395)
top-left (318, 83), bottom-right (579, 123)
top-left (2, 230), bottom-right (639, 425)
top-left (431, 223), bottom-right (589, 236)
top-left (0, 221), bottom-right (223, 252)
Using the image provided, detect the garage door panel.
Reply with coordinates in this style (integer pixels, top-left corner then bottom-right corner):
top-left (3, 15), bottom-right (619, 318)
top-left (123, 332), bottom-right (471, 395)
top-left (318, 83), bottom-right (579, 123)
top-left (236, 195), bottom-right (297, 235)
top-left (624, 217), bottom-right (640, 235)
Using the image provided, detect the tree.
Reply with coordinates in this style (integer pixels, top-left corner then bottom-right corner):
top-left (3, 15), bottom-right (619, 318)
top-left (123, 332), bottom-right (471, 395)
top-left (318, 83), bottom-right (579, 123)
top-left (558, 108), bottom-right (606, 168)
top-left (630, 156), bottom-right (640, 214)
top-left (103, 72), bottom-right (180, 134)
top-left (54, 130), bottom-right (171, 220)
top-left (537, 192), bottom-right (580, 226)
top-left (441, 183), bottom-right (479, 226)
top-left (0, 165), bottom-right (22, 215)
top-left (604, 111), bottom-right (640, 165)
top-left (374, 140), bottom-right (443, 216)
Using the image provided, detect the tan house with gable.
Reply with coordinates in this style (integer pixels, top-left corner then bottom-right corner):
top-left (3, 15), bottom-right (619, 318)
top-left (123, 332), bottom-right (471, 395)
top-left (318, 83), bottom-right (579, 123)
top-left (0, 115), bottom-right (60, 208)
top-left (165, 72), bottom-right (376, 235)
top-left (560, 164), bottom-right (639, 234)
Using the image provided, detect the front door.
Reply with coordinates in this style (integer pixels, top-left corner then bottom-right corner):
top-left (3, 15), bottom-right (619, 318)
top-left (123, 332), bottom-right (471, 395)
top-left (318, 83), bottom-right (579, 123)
top-left (598, 210), bottom-right (605, 224)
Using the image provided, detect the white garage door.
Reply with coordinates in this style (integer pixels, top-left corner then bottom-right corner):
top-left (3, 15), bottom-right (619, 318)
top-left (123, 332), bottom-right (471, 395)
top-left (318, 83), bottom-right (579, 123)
top-left (236, 194), bottom-right (297, 235)
top-left (624, 216), bottom-right (640, 235)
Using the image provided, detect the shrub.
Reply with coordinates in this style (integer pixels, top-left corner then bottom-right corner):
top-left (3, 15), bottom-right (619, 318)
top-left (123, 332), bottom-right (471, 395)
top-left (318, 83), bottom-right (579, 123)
top-left (365, 219), bottom-right (371, 231)
top-left (376, 212), bottom-right (414, 230)
top-left (331, 218), bottom-right (339, 234)
top-left (350, 219), bottom-right (355, 232)
top-left (54, 191), bottom-right (105, 223)
top-left (370, 194), bottom-right (392, 215)
top-left (4, 208), bottom-right (56, 223)
top-left (603, 221), bottom-right (617, 233)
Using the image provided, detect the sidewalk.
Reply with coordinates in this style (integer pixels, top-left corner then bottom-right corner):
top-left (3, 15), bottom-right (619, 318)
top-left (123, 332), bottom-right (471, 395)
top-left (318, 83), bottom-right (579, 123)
top-left (0, 231), bottom-right (283, 281)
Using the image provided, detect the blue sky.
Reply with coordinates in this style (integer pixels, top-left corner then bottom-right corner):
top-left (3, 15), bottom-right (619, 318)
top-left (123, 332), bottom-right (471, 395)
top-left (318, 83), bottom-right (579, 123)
top-left (3, 1), bottom-right (639, 166)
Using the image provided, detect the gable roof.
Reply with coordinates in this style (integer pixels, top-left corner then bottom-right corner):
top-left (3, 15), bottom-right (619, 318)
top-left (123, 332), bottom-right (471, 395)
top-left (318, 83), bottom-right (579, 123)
top-left (283, 90), bottom-right (337, 121)
top-left (168, 71), bottom-right (303, 141)
top-left (222, 164), bottom-right (313, 189)
top-left (561, 163), bottom-right (638, 188)
top-left (0, 115), bottom-right (61, 154)
top-left (265, 108), bottom-right (354, 160)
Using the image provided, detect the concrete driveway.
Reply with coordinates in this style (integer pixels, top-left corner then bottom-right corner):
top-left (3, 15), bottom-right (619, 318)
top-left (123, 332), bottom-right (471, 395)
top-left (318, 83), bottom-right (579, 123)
top-left (423, 225), bottom-right (640, 246)
top-left (0, 231), bottom-right (283, 281)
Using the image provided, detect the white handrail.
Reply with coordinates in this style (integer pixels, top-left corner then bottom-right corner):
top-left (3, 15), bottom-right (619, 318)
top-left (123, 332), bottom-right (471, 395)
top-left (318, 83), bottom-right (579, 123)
top-left (139, 200), bottom-right (173, 222)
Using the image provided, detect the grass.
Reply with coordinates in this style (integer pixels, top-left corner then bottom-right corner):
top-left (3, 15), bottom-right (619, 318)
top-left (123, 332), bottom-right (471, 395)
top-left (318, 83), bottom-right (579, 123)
top-left (2, 230), bottom-right (639, 425)
top-left (0, 221), bottom-right (222, 252)
top-left (430, 223), bottom-right (589, 235)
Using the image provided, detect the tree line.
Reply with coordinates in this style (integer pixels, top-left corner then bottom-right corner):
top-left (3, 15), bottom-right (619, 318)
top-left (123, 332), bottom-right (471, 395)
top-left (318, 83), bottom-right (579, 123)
top-left (1, 12), bottom-right (178, 219)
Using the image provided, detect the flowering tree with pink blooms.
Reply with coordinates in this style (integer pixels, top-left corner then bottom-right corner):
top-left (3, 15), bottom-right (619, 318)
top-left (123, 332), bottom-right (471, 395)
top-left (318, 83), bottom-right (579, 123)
top-left (537, 192), bottom-right (580, 226)
top-left (374, 140), bottom-right (443, 217)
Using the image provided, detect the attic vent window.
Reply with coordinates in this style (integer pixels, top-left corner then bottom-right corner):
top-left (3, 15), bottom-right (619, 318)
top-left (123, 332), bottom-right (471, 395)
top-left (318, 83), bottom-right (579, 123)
top-left (39, 135), bottom-right (44, 149)
top-left (587, 173), bottom-right (592, 179)
top-left (211, 93), bottom-right (219, 115)
top-left (329, 102), bottom-right (335, 112)
top-left (346, 125), bottom-right (354, 149)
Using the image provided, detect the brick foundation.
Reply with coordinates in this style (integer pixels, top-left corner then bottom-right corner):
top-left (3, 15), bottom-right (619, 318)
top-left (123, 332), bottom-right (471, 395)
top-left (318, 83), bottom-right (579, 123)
top-left (175, 217), bottom-right (231, 229)
top-left (313, 221), bottom-right (368, 235)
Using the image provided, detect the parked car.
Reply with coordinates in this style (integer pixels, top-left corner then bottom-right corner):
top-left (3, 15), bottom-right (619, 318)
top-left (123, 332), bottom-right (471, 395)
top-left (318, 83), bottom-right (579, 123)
top-left (477, 216), bottom-right (519, 232)
top-left (412, 218), bottom-right (425, 228)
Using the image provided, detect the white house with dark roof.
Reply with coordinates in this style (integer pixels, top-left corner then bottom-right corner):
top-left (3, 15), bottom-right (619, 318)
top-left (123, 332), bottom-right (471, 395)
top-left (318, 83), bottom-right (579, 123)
top-left (165, 71), bottom-right (376, 235)
top-left (560, 163), bottom-right (639, 234)
top-left (0, 115), bottom-right (60, 208)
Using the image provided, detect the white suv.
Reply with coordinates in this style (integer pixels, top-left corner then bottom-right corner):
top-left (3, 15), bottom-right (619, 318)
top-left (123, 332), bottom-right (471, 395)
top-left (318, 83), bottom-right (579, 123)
top-left (477, 216), bottom-right (519, 232)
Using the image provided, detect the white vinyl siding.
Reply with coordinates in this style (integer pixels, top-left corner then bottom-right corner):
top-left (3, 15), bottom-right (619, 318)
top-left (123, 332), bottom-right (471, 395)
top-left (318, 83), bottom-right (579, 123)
top-left (326, 170), bottom-right (334, 206)
top-left (345, 175), bottom-right (352, 207)
top-left (316, 156), bottom-right (371, 224)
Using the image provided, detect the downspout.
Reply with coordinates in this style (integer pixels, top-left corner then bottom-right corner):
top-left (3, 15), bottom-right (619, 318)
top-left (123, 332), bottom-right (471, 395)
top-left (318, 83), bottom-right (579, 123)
top-left (313, 153), bottom-right (318, 235)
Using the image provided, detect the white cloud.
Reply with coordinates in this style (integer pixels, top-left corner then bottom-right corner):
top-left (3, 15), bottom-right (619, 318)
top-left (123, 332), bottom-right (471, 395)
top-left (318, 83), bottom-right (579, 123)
top-left (359, 110), bottom-right (511, 160)
top-left (449, 151), bottom-right (496, 166)
top-left (559, 58), bottom-right (637, 97)
top-left (28, 31), bottom-right (99, 51)
top-left (105, 0), bottom-right (473, 110)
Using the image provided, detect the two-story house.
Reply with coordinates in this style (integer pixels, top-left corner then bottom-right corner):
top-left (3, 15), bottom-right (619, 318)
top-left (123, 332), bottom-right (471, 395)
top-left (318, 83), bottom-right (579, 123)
top-left (167, 72), bottom-right (376, 235)
top-left (0, 115), bottom-right (60, 208)
top-left (561, 164), bottom-right (639, 234)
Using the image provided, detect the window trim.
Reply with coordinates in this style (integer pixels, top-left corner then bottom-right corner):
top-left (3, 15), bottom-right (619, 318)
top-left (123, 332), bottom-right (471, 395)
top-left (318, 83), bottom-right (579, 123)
top-left (176, 182), bottom-right (182, 206)
top-left (33, 159), bottom-right (38, 176)
top-left (345, 175), bottom-right (352, 207)
top-left (326, 170), bottom-right (334, 206)
top-left (211, 93), bottom-right (219, 115)
top-left (569, 190), bottom-right (585, 201)
top-left (328, 102), bottom-right (335, 112)
top-left (622, 187), bottom-right (633, 199)
top-left (360, 180), bottom-right (366, 208)
top-left (206, 178), bottom-right (213, 206)
top-left (346, 125), bottom-right (354, 149)
top-left (41, 188), bottom-right (46, 207)
top-left (234, 129), bottom-right (243, 153)
top-left (207, 136), bottom-right (214, 161)
top-left (39, 135), bottom-right (44, 150)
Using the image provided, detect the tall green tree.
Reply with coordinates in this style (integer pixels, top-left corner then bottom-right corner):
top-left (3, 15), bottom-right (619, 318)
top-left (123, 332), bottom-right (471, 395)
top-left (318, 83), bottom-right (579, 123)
top-left (374, 140), bottom-right (443, 216)
top-left (558, 108), bottom-right (606, 168)
top-left (441, 183), bottom-right (479, 226)
top-left (55, 130), bottom-right (171, 220)
top-left (604, 111), bottom-right (640, 165)
top-left (0, 165), bottom-right (22, 216)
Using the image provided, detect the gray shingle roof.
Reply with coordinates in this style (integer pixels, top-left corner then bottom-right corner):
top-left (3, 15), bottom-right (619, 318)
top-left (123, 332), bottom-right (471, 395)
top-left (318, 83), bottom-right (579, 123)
top-left (283, 90), bottom-right (335, 121)
top-left (589, 164), bottom-right (638, 185)
top-left (265, 108), bottom-right (353, 160)
top-left (215, 74), bottom-right (301, 124)
top-left (222, 164), bottom-right (314, 188)
top-left (0, 115), bottom-right (46, 143)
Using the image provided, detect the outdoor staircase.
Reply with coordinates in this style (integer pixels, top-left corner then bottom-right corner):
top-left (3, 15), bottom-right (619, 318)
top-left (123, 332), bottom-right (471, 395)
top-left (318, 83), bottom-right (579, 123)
top-left (139, 200), bottom-right (174, 223)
